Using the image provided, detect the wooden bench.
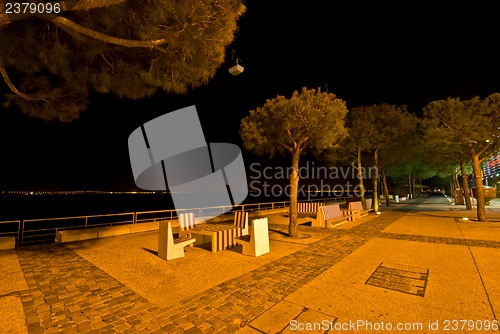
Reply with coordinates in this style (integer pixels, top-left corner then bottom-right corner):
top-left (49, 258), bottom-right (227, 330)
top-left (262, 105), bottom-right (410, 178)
top-left (312, 204), bottom-right (354, 228)
top-left (347, 200), bottom-right (372, 220)
top-left (158, 221), bottom-right (196, 260)
top-left (297, 202), bottom-right (323, 218)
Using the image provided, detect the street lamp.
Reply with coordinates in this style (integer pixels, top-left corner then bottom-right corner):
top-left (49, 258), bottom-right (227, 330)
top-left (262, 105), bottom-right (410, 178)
top-left (229, 58), bottom-right (244, 76)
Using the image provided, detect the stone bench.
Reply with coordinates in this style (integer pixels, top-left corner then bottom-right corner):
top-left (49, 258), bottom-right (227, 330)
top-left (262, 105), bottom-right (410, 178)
top-left (55, 222), bottom-right (159, 243)
top-left (0, 236), bottom-right (16, 250)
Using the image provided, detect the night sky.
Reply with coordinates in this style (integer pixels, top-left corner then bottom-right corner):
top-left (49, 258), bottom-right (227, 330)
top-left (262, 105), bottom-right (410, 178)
top-left (1, 3), bottom-right (500, 191)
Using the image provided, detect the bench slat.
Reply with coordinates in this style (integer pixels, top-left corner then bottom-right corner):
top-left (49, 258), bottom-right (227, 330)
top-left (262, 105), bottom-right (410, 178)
top-left (297, 202), bottom-right (323, 218)
top-left (174, 235), bottom-right (194, 244)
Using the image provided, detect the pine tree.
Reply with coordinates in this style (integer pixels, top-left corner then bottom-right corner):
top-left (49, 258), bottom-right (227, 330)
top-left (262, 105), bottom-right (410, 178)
top-left (239, 87), bottom-right (348, 237)
top-left (345, 104), bottom-right (417, 211)
top-left (0, 0), bottom-right (246, 121)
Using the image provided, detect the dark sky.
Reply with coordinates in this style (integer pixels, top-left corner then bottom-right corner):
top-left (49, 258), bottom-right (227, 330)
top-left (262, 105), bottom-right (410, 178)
top-left (1, 3), bottom-right (500, 191)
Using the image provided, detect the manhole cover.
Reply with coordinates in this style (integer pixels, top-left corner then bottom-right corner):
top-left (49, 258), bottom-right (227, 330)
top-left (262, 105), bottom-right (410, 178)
top-left (366, 262), bottom-right (429, 297)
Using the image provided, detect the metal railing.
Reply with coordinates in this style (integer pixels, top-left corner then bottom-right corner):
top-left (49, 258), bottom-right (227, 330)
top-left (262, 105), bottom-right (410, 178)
top-left (0, 196), bottom-right (348, 248)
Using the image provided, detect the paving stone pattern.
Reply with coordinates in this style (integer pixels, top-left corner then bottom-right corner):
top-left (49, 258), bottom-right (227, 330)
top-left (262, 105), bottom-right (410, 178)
top-left (379, 232), bottom-right (500, 248)
top-left (16, 202), bottom-right (417, 333)
top-left (17, 245), bottom-right (166, 334)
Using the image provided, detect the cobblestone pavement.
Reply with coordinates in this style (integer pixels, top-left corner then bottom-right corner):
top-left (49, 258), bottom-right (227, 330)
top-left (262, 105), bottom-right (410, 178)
top-left (17, 245), bottom-right (164, 334)
top-left (15, 196), bottom-right (497, 333)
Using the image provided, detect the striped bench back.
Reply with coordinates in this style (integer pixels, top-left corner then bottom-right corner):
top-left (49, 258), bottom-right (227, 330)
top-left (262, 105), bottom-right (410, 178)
top-left (234, 211), bottom-right (249, 236)
top-left (233, 211), bottom-right (247, 228)
top-left (321, 204), bottom-right (342, 220)
top-left (297, 202), bottom-right (321, 213)
top-left (179, 212), bottom-right (197, 231)
top-left (348, 201), bottom-right (363, 211)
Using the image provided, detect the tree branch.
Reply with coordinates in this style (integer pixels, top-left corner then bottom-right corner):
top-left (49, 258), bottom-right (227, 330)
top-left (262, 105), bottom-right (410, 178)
top-left (295, 106), bottom-right (310, 133)
top-left (476, 141), bottom-right (492, 159)
top-left (47, 15), bottom-right (169, 49)
top-left (297, 135), bottom-right (309, 152)
top-left (283, 129), bottom-right (295, 153)
top-left (479, 142), bottom-right (497, 163)
top-left (0, 56), bottom-right (35, 101)
top-left (436, 117), bottom-right (462, 136)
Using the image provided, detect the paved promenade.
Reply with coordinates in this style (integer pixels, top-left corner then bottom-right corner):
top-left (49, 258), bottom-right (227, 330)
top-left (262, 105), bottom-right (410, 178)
top-left (1, 193), bottom-right (500, 333)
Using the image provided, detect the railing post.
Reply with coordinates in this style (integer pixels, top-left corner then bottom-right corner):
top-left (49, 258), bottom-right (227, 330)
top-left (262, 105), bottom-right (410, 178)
top-left (19, 220), bottom-right (23, 248)
top-left (16, 221), bottom-right (20, 248)
top-left (133, 212), bottom-right (137, 224)
top-left (85, 217), bottom-right (88, 229)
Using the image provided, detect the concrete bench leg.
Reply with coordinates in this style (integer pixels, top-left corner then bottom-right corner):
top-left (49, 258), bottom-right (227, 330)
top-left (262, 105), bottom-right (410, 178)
top-left (158, 221), bottom-right (195, 260)
top-left (236, 218), bottom-right (270, 257)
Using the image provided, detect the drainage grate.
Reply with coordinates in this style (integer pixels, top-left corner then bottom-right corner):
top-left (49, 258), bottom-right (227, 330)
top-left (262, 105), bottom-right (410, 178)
top-left (366, 262), bottom-right (429, 297)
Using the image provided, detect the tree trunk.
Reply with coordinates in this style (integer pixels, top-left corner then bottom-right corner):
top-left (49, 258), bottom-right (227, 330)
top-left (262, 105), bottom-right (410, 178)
top-left (372, 149), bottom-right (379, 212)
top-left (288, 148), bottom-right (301, 237)
top-left (450, 176), bottom-right (455, 197)
top-left (408, 174), bottom-right (412, 199)
top-left (459, 158), bottom-right (472, 210)
top-left (452, 172), bottom-right (460, 189)
top-left (381, 168), bottom-right (391, 207)
top-left (412, 177), bottom-right (416, 198)
top-left (470, 149), bottom-right (487, 221)
top-left (356, 145), bottom-right (366, 209)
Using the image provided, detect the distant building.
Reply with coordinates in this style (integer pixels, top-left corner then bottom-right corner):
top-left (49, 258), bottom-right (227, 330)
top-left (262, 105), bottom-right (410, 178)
top-left (482, 154), bottom-right (500, 189)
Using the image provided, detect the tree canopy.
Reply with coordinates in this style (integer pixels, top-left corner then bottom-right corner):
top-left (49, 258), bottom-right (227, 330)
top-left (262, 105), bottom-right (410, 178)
top-left (240, 87), bottom-right (348, 158)
top-left (344, 103), bottom-right (417, 210)
top-left (0, 0), bottom-right (246, 121)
